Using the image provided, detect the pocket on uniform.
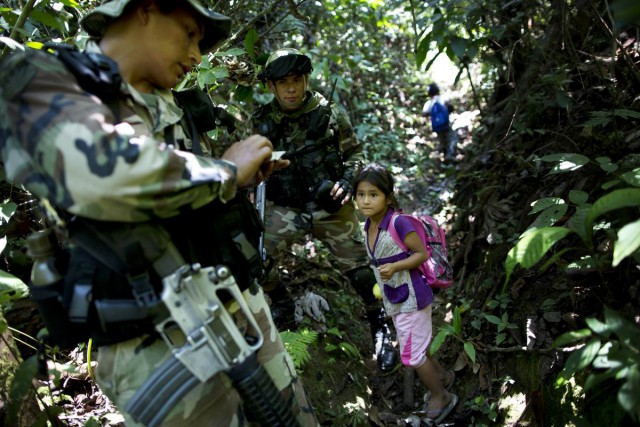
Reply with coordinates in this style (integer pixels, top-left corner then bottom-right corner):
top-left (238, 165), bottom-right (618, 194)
top-left (383, 283), bottom-right (409, 304)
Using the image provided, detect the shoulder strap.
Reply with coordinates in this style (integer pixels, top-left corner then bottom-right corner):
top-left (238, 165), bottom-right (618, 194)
top-left (44, 43), bottom-right (123, 121)
top-left (387, 212), bottom-right (409, 252)
top-left (388, 212), bottom-right (432, 278)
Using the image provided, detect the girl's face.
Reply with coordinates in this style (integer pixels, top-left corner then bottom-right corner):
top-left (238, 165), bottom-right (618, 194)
top-left (355, 180), bottom-right (389, 221)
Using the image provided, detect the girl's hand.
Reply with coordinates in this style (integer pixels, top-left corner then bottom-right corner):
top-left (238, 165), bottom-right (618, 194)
top-left (378, 263), bottom-right (396, 282)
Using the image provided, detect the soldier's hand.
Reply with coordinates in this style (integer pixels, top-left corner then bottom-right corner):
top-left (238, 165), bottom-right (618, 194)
top-left (294, 291), bottom-right (330, 323)
top-left (330, 179), bottom-right (353, 205)
top-left (222, 135), bottom-right (273, 187)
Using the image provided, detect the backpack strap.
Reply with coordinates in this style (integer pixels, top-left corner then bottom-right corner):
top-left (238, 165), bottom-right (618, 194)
top-left (387, 212), bottom-right (408, 252)
top-left (387, 211), bottom-right (432, 280)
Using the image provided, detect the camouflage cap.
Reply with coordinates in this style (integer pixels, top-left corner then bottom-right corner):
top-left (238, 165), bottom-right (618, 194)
top-left (80, 0), bottom-right (231, 53)
top-left (259, 48), bottom-right (313, 81)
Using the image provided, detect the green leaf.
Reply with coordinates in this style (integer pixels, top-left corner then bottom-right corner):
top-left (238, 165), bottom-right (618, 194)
top-left (197, 66), bottom-right (228, 85)
top-left (339, 342), bottom-right (361, 359)
top-left (585, 188), bottom-right (640, 240)
top-left (585, 317), bottom-right (611, 337)
top-left (529, 198), bottom-right (565, 215)
top-left (552, 328), bottom-right (592, 348)
top-left (244, 29), bottom-right (259, 59)
top-left (602, 180), bottom-right (622, 190)
top-left (567, 204), bottom-right (592, 243)
top-left (529, 204), bottom-right (568, 228)
top-left (483, 314), bottom-right (502, 325)
top-left (539, 153), bottom-right (590, 174)
top-left (604, 307), bottom-right (640, 345)
top-left (0, 200), bottom-right (17, 223)
top-left (453, 306), bottom-right (462, 336)
top-left (0, 270), bottom-right (29, 303)
top-left (568, 190), bottom-right (589, 205)
top-left (234, 85), bottom-right (253, 103)
top-left (429, 329), bottom-right (449, 355)
top-left (621, 168), bottom-right (640, 187)
top-left (618, 366), bottom-right (640, 420)
top-left (558, 339), bottom-right (602, 384)
top-left (613, 219), bottom-right (640, 266)
top-left (449, 35), bottom-right (468, 59)
top-left (464, 341), bottom-right (476, 363)
top-left (613, 108), bottom-right (640, 119)
top-left (504, 227), bottom-right (572, 285)
top-left (213, 48), bottom-right (246, 57)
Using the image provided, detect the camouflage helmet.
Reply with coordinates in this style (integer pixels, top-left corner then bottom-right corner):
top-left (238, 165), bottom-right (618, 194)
top-left (80, 0), bottom-right (231, 53)
top-left (258, 48), bottom-right (313, 82)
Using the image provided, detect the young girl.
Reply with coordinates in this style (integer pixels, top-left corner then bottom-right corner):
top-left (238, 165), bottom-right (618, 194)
top-left (353, 163), bottom-right (458, 423)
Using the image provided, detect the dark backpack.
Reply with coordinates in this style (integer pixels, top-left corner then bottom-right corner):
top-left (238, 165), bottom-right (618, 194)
top-left (387, 211), bottom-right (453, 289)
top-left (430, 100), bottom-right (450, 132)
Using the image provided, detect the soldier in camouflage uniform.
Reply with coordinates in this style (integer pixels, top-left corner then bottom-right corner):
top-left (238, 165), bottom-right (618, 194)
top-left (0, 1), bottom-right (318, 426)
top-left (252, 48), bottom-right (398, 372)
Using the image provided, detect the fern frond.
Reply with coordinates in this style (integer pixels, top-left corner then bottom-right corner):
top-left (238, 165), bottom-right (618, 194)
top-left (280, 329), bottom-right (319, 369)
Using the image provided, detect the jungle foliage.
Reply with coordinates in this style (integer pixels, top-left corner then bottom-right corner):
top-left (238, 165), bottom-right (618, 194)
top-left (1, 0), bottom-right (639, 426)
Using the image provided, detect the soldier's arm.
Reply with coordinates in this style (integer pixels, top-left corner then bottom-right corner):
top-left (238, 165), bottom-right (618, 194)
top-left (0, 51), bottom-right (238, 222)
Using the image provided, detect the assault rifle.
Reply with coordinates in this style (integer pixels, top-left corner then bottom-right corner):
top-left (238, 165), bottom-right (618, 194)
top-left (125, 261), bottom-right (300, 427)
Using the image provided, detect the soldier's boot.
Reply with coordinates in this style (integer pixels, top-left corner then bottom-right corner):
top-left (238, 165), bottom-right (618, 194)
top-left (366, 307), bottom-right (399, 372)
top-left (347, 266), bottom-right (399, 372)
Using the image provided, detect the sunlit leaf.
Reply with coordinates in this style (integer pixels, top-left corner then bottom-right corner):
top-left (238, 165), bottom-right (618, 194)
top-left (0, 270), bottom-right (29, 303)
top-left (613, 219), bottom-right (640, 266)
top-left (0, 200), bottom-right (17, 223)
top-left (539, 153), bottom-right (590, 174)
top-left (604, 307), bottom-right (640, 345)
top-left (530, 204), bottom-right (568, 228)
top-left (621, 168), bottom-right (640, 187)
top-left (618, 366), bottom-right (640, 420)
top-left (585, 188), bottom-right (640, 240)
top-left (505, 227), bottom-right (572, 285)
top-left (529, 197), bottom-right (565, 215)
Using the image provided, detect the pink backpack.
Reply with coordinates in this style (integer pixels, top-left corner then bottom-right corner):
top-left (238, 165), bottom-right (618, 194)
top-left (388, 211), bottom-right (454, 288)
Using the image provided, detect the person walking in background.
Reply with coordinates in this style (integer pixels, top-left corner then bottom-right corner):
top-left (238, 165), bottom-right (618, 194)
top-left (422, 82), bottom-right (458, 162)
top-left (353, 163), bottom-right (458, 424)
top-left (252, 48), bottom-right (398, 372)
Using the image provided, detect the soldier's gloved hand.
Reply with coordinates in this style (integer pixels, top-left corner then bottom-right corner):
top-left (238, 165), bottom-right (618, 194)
top-left (332, 179), bottom-right (353, 204)
top-left (294, 291), bottom-right (330, 323)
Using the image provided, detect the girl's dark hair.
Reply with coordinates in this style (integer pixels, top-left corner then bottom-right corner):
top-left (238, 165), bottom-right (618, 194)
top-left (352, 163), bottom-right (400, 209)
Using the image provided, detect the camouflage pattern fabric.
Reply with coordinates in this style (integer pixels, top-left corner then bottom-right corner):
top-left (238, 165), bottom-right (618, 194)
top-left (0, 43), bottom-right (319, 426)
top-left (0, 42), bottom-right (237, 223)
top-left (95, 285), bottom-right (318, 427)
top-left (264, 199), bottom-right (369, 273)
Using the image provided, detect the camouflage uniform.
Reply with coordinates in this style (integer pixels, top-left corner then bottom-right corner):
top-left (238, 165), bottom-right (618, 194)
top-left (253, 91), bottom-right (369, 274)
top-left (0, 41), bottom-right (318, 426)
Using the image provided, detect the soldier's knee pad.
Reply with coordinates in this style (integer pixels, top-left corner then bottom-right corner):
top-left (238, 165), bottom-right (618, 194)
top-left (346, 266), bottom-right (377, 306)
